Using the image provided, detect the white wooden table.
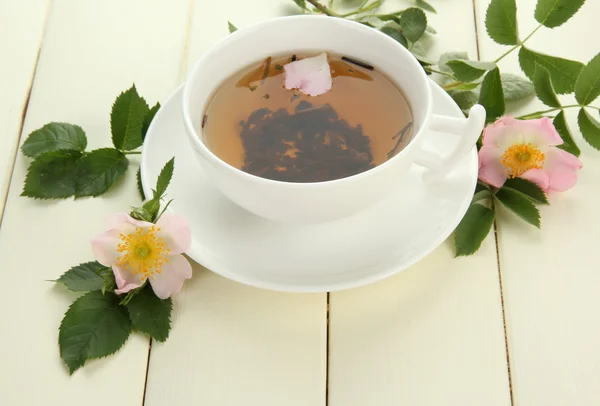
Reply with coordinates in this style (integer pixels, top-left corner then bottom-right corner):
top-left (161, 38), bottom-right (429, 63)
top-left (1, 1), bottom-right (599, 405)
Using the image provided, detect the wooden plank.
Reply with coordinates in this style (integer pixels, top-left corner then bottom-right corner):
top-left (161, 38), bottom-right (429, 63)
top-left (0, 1), bottom-right (189, 405)
top-left (475, 1), bottom-right (600, 404)
top-left (328, 1), bottom-right (512, 405)
top-left (143, 1), bottom-right (328, 405)
top-left (0, 0), bottom-right (49, 221)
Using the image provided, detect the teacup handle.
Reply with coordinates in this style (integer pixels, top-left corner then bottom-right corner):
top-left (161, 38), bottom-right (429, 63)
top-left (415, 104), bottom-right (486, 177)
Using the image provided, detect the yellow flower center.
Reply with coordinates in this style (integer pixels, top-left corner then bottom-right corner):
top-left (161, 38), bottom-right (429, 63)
top-left (500, 143), bottom-right (545, 178)
top-left (116, 226), bottom-right (170, 280)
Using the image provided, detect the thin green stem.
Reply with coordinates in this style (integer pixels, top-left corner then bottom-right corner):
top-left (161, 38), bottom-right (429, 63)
top-left (124, 151), bottom-right (142, 155)
top-left (305, 0), bottom-right (342, 17)
top-left (441, 81), bottom-right (466, 91)
top-left (494, 24), bottom-right (543, 63)
top-left (425, 67), bottom-right (455, 78)
top-left (515, 104), bottom-right (587, 120)
top-left (341, 0), bottom-right (382, 17)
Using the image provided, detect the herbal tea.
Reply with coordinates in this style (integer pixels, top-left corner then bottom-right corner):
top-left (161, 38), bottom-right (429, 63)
top-left (201, 52), bottom-right (413, 183)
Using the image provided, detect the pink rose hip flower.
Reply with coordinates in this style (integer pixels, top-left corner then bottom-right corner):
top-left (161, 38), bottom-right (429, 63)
top-left (284, 52), bottom-right (332, 96)
top-left (478, 116), bottom-right (582, 193)
top-left (91, 213), bottom-right (192, 299)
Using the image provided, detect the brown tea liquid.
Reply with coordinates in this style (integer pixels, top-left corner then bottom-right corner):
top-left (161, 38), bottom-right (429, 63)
top-left (202, 52), bottom-right (413, 183)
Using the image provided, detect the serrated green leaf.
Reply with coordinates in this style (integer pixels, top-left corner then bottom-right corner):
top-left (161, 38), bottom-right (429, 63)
top-left (503, 178), bottom-right (548, 204)
top-left (154, 157), bottom-right (175, 199)
top-left (533, 63), bottom-right (561, 107)
top-left (495, 188), bottom-right (541, 228)
top-left (519, 47), bottom-right (584, 94)
top-left (111, 85), bottom-right (150, 151)
top-left (380, 26), bottom-right (408, 48)
top-left (479, 68), bottom-right (505, 123)
top-left (454, 203), bottom-right (495, 256)
top-left (575, 52), bottom-right (600, 105)
top-left (472, 183), bottom-right (492, 203)
top-left (377, 14), bottom-right (401, 23)
top-left (126, 285), bottom-right (172, 342)
top-left (577, 108), bottom-right (600, 150)
top-left (59, 291), bottom-right (132, 374)
top-left (56, 261), bottom-right (108, 292)
top-left (415, 0), bottom-right (436, 13)
top-left (142, 102), bottom-right (160, 139)
top-left (75, 148), bottom-right (128, 197)
top-left (21, 150), bottom-right (82, 199)
top-left (399, 8), bottom-right (427, 42)
top-left (450, 90), bottom-right (479, 112)
top-left (553, 111), bottom-right (581, 157)
top-left (438, 52), bottom-right (468, 73)
top-left (534, 0), bottom-right (585, 28)
top-left (501, 73), bottom-right (535, 101)
top-left (136, 167), bottom-right (146, 201)
top-left (21, 123), bottom-right (87, 158)
top-left (485, 0), bottom-right (518, 45)
top-left (228, 21), bottom-right (238, 33)
top-left (446, 60), bottom-right (496, 82)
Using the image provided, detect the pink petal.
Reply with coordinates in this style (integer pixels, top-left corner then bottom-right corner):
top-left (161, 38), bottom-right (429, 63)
top-left (106, 213), bottom-right (153, 230)
top-left (482, 116), bottom-right (562, 149)
top-left (520, 169), bottom-right (550, 192)
top-left (91, 229), bottom-right (121, 266)
top-left (112, 265), bottom-right (144, 295)
top-left (284, 52), bottom-right (332, 97)
top-left (478, 145), bottom-right (507, 187)
top-left (156, 214), bottom-right (192, 255)
top-left (149, 254), bottom-right (193, 299)
top-left (543, 148), bottom-right (583, 192)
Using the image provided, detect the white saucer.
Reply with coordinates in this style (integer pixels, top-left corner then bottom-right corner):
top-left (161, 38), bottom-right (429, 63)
top-left (140, 80), bottom-right (477, 293)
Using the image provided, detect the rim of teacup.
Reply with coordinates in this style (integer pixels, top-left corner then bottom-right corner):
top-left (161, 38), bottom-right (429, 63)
top-left (182, 14), bottom-right (433, 188)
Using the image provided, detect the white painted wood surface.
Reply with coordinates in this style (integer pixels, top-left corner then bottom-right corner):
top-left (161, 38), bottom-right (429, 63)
top-left (0, 0), bottom-right (189, 404)
top-left (328, 2), bottom-right (511, 405)
top-left (144, 2), bottom-right (327, 405)
top-left (475, 1), bottom-right (600, 405)
top-left (0, 0), bottom-right (598, 405)
top-left (0, 0), bottom-right (49, 220)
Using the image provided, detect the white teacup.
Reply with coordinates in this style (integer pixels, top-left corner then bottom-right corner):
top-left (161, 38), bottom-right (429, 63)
top-left (182, 15), bottom-right (485, 224)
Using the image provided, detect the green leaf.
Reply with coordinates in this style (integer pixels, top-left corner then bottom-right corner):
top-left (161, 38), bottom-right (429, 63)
top-left (380, 26), bottom-right (408, 48)
top-left (553, 111), bottom-right (581, 157)
top-left (56, 261), bottom-right (108, 292)
top-left (75, 148), bottom-right (129, 197)
top-left (495, 188), bottom-right (541, 228)
top-left (577, 108), bottom-right (600, 150)
top-left (126, 285), bottom-right (172, 342)
top-left (415, 0), bottom-right (436, 13)
top-left (438, 52), bottom-right (468, 73)
top-left (534, 0), bottom-right (585, 28)
top-left (59, 291), bottom-right (132, 374)
top-left (293, 0), bottom-right (306, 10)
top-left (136, 167), bottom-right (146, 201)
top-left (142, 198), bottom-right (161, 222)
top-left (472, 183), bottom-right (492, 203)
top-left (503, 178), bottom-right (549, 204)
top-left (21, 150), bottom-right (82, 199)
top-left (21, 123), bottom-right (87, 158)
top-left (519, 47), bottom-right (584, 94)
top-left (479, 68), bottom-right (505, 123)
top-left (454, 203), bottom-right (495, 256)
top-left (451, 82), bottom-right (480, 91)
top-left (111, 84), bottom-right (150, 151)
top-left (485, 0), bottom-right (518, 45)
top-left (399, 8), bottom-right (427, 42)
top-left (228, 21), bottom-right (238, 33)
top-left (533, 63), bottom-right (561, 107)
top-left (142, 102), bottom-right (160, 139)
top-left (450, 90), bottom-right (479, 112)
top-left (501, 73), bottom-right (535, 101)
top-left (446, 60), bottom-right (496, 82)
top-left (575, 52), bottom-right (600, 105)
top-left (154, 157), bottom-right (175, 199)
